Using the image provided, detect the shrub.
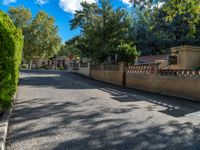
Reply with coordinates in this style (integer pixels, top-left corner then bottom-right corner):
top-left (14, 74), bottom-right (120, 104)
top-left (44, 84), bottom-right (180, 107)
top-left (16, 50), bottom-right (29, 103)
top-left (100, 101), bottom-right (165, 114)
top-left (117, 42), bottom-right (140, 64)
top-left (0, 10), bottom-right (23, 110)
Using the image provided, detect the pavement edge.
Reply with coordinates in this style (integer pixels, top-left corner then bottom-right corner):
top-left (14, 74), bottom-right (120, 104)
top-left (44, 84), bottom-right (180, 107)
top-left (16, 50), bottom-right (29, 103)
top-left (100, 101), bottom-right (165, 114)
top-left (0, 93), bottom-right (16, 150)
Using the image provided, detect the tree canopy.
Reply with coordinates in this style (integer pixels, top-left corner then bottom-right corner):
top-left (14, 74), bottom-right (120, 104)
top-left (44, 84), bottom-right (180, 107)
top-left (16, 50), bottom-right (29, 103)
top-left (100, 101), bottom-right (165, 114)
top-left (8, 6), bottom-right (61, 67)
top-left (70, 0), bottom-right (139, 63)
top-left (8, 6), bottom-right (32, 31)
top-left (69, 0), bottom-right (200, 60)
top-left (57, 36), bottom-right (80, 60)
top-left (27, 11), bottom-right (61, 59)
top-left (129, 0), bottom-right (200, 55)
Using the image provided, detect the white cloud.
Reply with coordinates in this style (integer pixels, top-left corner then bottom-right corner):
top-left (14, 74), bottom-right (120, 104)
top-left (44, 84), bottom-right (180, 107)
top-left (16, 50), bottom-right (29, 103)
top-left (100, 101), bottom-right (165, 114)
top-left (2, 0), bottom-right (16, 5)
top-left (121, 0), bottom-right (130, 5)
top-left (35, 0), bottom-right (49, 5)
top-left (121, 0), bottom-right (131, 7)
top-left (59, 0), bottom-right (97, 14)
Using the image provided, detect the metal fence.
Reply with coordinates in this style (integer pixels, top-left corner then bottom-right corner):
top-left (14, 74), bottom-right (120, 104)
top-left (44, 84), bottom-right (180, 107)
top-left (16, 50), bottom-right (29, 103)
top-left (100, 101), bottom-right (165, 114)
top-left (157, 69), bottom-right (200, 77)
top-left (127, 64), bottom-right (200, 77)
top-left (127, 64), bottom-right (157, 74)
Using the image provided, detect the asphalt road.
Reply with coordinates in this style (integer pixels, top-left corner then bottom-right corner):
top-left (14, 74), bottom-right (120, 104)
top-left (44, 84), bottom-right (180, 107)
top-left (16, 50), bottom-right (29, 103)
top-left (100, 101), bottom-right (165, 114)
top-left (6, 70), bottom-right (200, 150)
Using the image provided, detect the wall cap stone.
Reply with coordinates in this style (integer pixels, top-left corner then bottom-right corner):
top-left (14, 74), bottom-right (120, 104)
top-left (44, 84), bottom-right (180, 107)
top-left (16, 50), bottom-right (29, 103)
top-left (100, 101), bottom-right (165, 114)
top-left (171, 45), bottom-right (200, 53)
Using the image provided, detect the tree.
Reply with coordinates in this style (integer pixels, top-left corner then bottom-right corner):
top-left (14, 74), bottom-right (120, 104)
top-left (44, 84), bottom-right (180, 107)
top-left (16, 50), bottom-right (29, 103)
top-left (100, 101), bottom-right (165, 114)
top-left (129, 0), bottom-right (161, 10)
top-left (26, 11), bottom-right (61, 66)
top-left (8, 6), bottom-right (32, 31)
top-left (162, 0), bottom-right (200, 44)
top-left (8, 7), bottom-right (61, 68)
top-left (129, 0), bottom-right (200, 55)
top-left (129, 6), bottom-right (165, 55)
top-left (8, 6), bottom-right (32, 63)
top-left (70, 2), bottom-right (98, 30)
top-left (117, 42), bottom-right (139, 64)
top-left (57, 36), bottom-right (80, 58)
top-left (71, 0), bottom-right (139, 63)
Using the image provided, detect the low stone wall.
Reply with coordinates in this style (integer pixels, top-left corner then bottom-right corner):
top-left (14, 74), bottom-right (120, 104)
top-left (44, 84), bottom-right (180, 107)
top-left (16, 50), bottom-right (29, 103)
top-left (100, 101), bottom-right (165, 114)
top-left (90, 70), bottom-right (123, 86)
top-left (78, 62), bottom-right (90, 77)
top-left (68, 62), bottom-right (79, 71)
top-left (69, 62), bottom-right (90, 77)
top-left (75, 61), bottom-right (200, 101)
top-left (126, 67), bottom-right (200, 101)
top-left (90, 63), bottom-right (125, 86)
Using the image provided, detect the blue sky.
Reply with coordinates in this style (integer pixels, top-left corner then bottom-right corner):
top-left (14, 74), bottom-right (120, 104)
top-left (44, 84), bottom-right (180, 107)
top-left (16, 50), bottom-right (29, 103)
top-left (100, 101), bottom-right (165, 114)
top-left (0, 0), bottom-right (131, 42)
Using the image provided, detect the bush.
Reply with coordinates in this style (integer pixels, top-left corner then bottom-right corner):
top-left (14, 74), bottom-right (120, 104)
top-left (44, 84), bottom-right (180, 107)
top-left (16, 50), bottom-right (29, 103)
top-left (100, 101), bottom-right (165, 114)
top-left (117, 42), bottom-right (140, 64)
top-left (0, 11), bottom-right (23, 110)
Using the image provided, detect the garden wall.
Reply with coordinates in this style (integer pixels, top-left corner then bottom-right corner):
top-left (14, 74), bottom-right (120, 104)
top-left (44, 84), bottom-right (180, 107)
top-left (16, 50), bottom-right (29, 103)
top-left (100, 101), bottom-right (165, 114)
top-left (90, 63), bottom-right (125, 86)
top-left (126, 66), bottom-right (200, 101)
top-left (73, 62), bottom-right (200, 101)
top-left (78, 62), bottom-right (90, 77)
top-left (69, 62), bottom-right (90, 77)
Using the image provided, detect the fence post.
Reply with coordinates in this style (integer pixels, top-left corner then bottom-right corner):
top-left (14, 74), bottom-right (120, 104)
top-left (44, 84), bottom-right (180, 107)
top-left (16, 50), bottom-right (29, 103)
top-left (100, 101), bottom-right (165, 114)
top-left (88, 62), bottom-right (91, 77)
top-left (118, 62), bottom-right (127, 86)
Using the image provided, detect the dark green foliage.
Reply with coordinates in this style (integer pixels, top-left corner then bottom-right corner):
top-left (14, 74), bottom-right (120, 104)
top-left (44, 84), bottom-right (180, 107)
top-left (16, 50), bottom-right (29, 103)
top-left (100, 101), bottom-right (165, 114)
top-left (117, 42), bottom-right (139, 64)
top-left (57, 36), bottom-right (80, 58)
top-left (129, 8), bottom-right (163, 55)
top-left (152, 0), bottom-right (200, 47)
top-left (70, 0), bottom-right (139, 63)
top-left (0, 10), bottom-right (23, 110)
top-left (129, 0), bottom-right (200, 55)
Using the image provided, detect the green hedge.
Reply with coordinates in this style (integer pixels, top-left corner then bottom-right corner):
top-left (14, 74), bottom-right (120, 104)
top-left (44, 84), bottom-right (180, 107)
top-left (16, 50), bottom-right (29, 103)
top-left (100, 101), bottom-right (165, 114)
top-left (0, 10), bottom-right (23, 111)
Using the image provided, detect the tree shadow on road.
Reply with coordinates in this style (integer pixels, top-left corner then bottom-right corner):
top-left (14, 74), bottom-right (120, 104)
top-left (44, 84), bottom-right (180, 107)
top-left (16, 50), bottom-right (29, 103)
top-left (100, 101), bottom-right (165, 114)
top-left (20, 70), bottom-right (200, 118)
top-left (52, 120), bottom-right (200, 150)
top-left (7, 97), bottom-right (200, 150)
top-left (7, 70), bottom-right (200, 149)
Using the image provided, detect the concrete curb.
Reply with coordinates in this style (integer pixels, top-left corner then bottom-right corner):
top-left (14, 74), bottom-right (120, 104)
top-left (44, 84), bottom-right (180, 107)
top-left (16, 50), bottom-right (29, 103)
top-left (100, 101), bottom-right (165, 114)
top-left (0, 94), bottom-right (16, 150)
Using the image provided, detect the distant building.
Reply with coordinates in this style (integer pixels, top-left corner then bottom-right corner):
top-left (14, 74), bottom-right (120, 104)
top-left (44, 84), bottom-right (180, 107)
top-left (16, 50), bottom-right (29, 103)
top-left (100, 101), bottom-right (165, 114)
top-left (136, 54), bottom-right (169, 69)
top-left (31, 56), bottom-right (68, 69)
top-left (136, 54), bottom-right (167, 64)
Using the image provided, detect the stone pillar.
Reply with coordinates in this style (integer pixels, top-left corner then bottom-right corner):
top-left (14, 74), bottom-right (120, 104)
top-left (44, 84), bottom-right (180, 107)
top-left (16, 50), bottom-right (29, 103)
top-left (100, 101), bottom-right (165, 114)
top-left (170, 45), bottom-right (200, 69)
top-left (88, 62), bottom-right (90, 70)
top-left (100, 64), bottom-right (104, 70)
top-left (87, 62), bottom-right (91, 77)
